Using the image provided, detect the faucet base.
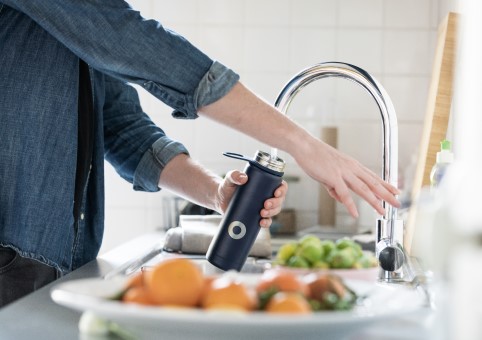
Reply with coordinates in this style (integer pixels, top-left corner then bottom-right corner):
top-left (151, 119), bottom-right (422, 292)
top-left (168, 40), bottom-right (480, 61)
top-left (378, 268), bottom-right (404, 282)
top-left (376, 218), bottom-right (405, 279)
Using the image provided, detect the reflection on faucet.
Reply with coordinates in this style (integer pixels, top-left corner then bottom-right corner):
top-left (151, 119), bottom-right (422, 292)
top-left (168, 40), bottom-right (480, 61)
top-left (272, 62), bottom-right (405, 282)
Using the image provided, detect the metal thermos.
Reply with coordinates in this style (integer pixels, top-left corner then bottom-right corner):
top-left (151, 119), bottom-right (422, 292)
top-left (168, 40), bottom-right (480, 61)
top-left (206, 150), bottom-right (285, 271)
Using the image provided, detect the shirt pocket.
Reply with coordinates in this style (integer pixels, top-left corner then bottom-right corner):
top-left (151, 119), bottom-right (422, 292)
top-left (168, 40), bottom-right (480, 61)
top-left (0, 247), bottom-right (18, 275)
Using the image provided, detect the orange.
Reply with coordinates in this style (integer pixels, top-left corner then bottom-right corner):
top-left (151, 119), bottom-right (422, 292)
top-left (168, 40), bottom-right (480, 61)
top-left (304, 273), bottom-right (346, 302)
top-left (145, 258), bottom-right (204, 307)
top-left (201, 275), bottom-right (216, 298)
top-left (256, 269), bottom-right (309, 297)
top-left (201, 276), bottom-right (256, 311)
top-left (125, 272), bottom-right (144, 290)
top-left (122, 286), bottom-right (154, 306)
top-left (265, 292), bottom-right (312, 314)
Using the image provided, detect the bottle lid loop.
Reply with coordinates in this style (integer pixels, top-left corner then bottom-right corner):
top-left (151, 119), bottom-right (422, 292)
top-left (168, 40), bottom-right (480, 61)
top-left (223, 150), bottom-right (285, 174)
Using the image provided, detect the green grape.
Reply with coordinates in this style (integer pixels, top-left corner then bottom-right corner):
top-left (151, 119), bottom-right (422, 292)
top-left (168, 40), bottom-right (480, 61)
top-left (299, 234), bottom-right (322, 247)
top-left (287, 255), bottom-right (310, 268)
top-left (312, 260), bottom-right (329, 269)
top-left (297, 241), bottom-right (323, 264)
top-left (335, 238), bottom-right (363, 257)
top-left (276, 242), bottom-right (298, 264)
top-left (320, 240), bottom-right (336, 261)
top-left (330, 247), bottom-right (357, 269)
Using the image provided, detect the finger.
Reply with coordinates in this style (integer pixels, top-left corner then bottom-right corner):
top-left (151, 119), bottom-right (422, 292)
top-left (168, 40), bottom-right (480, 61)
top-left (263, 181), bottom-right (287, 211)
top-left (363, 167), bottom-right (401, 195)
top-left (369, 179), bottom-right (401, 208)
top-left (224, 170), bottom-right (248, 186)
top-left (260, 218), bottom-right (272, 228)
top-left (261, 205), bottom-right (282, 218)
top-left (326, 186), bottom-right (342, 202)
top-left (378, 178), bottom-right (400, 195)
top-left (333, 181), bottom-right (359, 218)
top-left (345, 174), bottom-right (385, 215)
top-left (273, 180), bottom-right (288, 198)
top-left (359, 173), bottom-right (401, 208)
top-left (264, 196), bottom-right (284, 210)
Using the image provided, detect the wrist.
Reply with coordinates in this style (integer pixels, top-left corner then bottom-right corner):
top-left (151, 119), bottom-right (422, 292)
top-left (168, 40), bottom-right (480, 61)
top-left (281, 124), bottom-right (317, 161)
top-left (158, 154), bottom-right (223, 211)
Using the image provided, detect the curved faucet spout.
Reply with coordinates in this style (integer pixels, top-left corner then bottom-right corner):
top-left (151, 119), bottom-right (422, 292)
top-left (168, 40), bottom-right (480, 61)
top-left (273, 62), bottom-right (405, 280)
top-left (272, 62), bottom-right (398, 223)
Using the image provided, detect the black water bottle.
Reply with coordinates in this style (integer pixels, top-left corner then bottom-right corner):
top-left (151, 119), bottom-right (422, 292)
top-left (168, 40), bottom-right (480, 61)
top-left (206, 150), bottom-right (285, 271)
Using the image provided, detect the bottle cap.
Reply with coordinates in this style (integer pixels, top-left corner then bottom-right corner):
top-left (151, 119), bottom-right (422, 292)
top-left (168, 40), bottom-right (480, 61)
top-left (255, 150), bottom-right (285, 173)
top-left (436, 139), bottom-right (454, 163)
top-left (441, 139), bottom-right (451, 151)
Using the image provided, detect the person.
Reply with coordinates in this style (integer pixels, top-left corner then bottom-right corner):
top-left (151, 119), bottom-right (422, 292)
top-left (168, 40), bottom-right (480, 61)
top-left (0, 1), bottom-right (399, 307)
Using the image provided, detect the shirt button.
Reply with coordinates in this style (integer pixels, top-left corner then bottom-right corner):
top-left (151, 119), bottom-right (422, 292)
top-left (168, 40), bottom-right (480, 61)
top-left (80, 213), bottom-right (85, 220)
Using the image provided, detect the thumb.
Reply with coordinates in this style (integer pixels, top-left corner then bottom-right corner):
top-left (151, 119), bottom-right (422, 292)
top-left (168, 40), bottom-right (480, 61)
top-left (224, 170), bottom-right (248, 187)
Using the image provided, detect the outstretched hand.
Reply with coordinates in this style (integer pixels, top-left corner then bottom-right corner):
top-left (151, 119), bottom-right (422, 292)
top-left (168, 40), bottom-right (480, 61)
top-left (295, 138), bottom-right (400, 218)
top-left (215, 170), bottom-right (288, 228)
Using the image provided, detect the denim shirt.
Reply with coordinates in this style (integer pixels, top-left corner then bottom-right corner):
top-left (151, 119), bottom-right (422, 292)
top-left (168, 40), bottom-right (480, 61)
top-left (0, 1), bottom-right (239, 274)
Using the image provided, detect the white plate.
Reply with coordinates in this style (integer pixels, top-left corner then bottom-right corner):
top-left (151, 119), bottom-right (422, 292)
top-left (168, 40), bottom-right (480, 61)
top-left (51, 274), bottom-right (426, 340)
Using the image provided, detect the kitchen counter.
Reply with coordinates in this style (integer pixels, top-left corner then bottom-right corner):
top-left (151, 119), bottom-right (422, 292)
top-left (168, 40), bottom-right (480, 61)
top-left (0, 232), bottom-right (443, 340)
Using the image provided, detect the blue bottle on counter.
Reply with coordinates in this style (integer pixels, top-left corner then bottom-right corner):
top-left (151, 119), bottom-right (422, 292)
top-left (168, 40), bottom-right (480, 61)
top-left (206, 150), bottom-right (285, 271)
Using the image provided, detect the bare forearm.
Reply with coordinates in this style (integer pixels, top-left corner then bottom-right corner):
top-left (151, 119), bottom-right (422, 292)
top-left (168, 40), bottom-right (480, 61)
top-left (198, 82), bottom-right (314, 158)
top-left (158, 153), bottom-right (221, 212)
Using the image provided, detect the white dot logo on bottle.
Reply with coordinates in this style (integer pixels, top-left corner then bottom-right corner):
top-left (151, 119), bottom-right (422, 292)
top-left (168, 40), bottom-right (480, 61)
top-left (227, 221), bottom-right (246, 240)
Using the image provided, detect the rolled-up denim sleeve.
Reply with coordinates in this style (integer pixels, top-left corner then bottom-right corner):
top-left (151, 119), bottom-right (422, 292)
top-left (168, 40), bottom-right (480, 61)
top-left (4, 0), bottom-right (240, 118)
top-left (133, 136), bottom-right (189, 192)
top-left (166, 61), bottom-right (239, 119)
top-left (103, 76), bottom-right (188, 192)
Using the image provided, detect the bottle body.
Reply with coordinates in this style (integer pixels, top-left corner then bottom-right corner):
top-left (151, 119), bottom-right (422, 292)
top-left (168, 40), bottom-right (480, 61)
top-left (430, 162), bottom-right (451, 188)
top-left (430, 139), bottom-right (454, 189)
top-left (206, 161), bottom-right (283, 271)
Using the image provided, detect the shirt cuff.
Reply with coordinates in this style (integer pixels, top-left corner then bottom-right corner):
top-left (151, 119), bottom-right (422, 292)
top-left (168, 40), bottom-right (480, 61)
top-left (171, 60), bottom-right (240, 119)
top-left (133, 136), bottom-right (189, 192)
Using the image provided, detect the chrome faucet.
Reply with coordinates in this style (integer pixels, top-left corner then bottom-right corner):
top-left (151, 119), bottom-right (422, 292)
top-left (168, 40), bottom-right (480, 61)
top-left (271, 62), bottom-right (405, 282)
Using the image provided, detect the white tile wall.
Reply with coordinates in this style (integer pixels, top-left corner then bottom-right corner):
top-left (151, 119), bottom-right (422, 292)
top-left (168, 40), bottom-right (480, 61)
top-left (337, 29), bottom-right (384, 74)
top-left (290, 28), bottom-right (337, 73)
top-left (100, 0), bottom-right (458, 253)
top-left (384, 0), bottom-right (433, 28)
top-left (199, 1), bottom-right (245, 25)
top-left (291, 0), bottom-right (338, 27)
top-left (383, 30), bottom-right (433, 75)
top-left (339, 0), bottom-right (384, 28)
